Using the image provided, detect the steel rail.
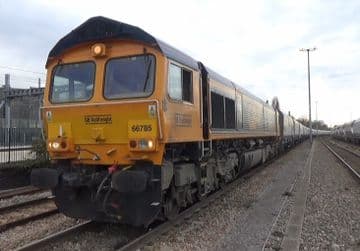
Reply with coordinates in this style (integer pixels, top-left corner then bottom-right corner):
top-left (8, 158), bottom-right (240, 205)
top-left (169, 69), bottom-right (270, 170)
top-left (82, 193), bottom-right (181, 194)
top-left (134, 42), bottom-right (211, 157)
top-left (0, 208), bottom-right (59, 233)
top-left (15, 221), bottom-right (94, 251)
top-left (329, 140), bottom-right (360, 159)
top-left (0, 196), bottom-right (54, 213)
top-left (322, 141), bottom-right (360, 180)
top-left (0, 186), bottom-right (43, 200)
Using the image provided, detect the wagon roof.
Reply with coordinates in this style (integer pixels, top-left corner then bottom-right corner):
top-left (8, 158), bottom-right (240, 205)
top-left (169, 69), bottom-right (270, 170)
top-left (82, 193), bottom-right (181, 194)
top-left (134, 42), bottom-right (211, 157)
top-left (47, 16), bottom-right (199, 69)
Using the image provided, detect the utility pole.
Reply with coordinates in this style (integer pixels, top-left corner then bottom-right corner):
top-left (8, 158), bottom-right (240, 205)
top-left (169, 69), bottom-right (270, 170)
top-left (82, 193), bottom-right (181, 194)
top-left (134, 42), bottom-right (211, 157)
top-left (315, 101), bottom-right (318, 136)
top-left (300, 47), bottom-right (316, 143)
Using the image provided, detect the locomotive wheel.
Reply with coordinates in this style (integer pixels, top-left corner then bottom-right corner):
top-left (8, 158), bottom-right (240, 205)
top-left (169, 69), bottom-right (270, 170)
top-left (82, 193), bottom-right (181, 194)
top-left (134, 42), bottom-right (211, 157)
top-left (164, 183), bottom-right (179, 220)
top-left (164, 197), bottom-right (179, 220)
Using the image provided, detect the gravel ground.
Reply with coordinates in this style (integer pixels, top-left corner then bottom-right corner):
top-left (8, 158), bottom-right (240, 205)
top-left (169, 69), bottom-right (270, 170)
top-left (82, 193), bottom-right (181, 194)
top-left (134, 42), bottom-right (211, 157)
top-left (46, 223), bottom-right (143, 251)
top-left (0, 213), bottom-right (82, 250)
top-left (300, 140), bottom-right (360, 250)
top-left (151, 142), bottom-right (310, 251)
top-left (0, 190), bottom-right (52, 208)
top-left (262, 171), bottom-right (299, 250)
top-left (0, 199), bottom-right (56, 226)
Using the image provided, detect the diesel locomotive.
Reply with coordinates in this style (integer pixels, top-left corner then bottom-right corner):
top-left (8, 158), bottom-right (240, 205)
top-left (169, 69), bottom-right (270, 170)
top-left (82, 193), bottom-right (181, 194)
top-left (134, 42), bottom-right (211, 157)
top-left (32, 16), bottom-right (312, 227)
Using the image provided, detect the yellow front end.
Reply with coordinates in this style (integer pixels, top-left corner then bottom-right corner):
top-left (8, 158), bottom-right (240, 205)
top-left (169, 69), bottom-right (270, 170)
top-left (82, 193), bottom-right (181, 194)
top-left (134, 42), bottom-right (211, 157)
top-left (45, 101), bottom-right (163, 165)
top-left (43, 41), bottom-right (166, 166)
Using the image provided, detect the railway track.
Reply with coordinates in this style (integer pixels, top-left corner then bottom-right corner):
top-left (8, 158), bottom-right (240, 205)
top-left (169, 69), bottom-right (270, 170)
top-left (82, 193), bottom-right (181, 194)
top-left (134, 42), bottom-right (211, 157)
top-left (330, 139), bottom-right (360, 157)
top-left (0, 186), bottom-right (44, 200)
top-left (0, 197), bottom-right (58, 233)
top-left (322, 140), bottom-right (360, 181)
top-left (0, 196), bottom-right (55, 213)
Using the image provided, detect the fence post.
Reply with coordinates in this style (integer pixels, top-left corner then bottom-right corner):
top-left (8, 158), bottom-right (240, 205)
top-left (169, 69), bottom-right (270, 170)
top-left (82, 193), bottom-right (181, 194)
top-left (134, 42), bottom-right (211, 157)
top-left (38, 78), bottom-right (43, 130)
top-left (7, 128), bottom-right (11, 163)
top-left (4, 74), bottom-right (11, 129)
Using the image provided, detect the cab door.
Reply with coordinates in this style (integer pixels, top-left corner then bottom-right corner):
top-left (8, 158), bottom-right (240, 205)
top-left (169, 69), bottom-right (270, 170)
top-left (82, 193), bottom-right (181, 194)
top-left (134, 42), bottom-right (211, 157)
top-left (164, 60), bottom-right (202, 142)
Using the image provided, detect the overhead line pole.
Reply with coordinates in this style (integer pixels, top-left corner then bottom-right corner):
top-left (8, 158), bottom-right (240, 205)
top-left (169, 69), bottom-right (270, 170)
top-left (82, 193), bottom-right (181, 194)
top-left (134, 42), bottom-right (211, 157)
top-left (315, 101), bottom-right (318, 136)
top-left (300, 47), bottom-right (316, 143)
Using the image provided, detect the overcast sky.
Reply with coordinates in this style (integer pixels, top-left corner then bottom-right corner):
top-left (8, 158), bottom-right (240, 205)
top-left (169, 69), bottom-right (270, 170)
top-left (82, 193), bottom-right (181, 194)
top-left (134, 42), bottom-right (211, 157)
top-left (0, 0), bottom-right (359, 126)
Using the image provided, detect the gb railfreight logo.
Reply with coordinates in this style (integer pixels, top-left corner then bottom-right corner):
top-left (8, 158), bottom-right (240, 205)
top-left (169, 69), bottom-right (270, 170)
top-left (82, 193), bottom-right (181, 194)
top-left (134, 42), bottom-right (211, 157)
top-left (84, 114), bottom-right (112, 124)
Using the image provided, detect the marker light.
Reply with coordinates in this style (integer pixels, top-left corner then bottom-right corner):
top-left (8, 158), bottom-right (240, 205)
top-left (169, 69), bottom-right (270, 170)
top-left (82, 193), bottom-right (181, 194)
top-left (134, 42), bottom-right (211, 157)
top-left (91, 43), bottom-right (106, 57)
top-left (60, 141), bottom-right (67, 149)
top-left (94, 45), bottom-right (102, 54)
top-left (129, 140), bottom-right (137, 148)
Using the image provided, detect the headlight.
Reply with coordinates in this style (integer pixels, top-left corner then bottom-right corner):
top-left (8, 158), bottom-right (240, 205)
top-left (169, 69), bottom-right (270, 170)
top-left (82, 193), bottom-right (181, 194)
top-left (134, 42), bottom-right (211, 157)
top-left (48, 141), bottom-right (67, 150)
top-left (52, 142), bottom-right (60, 149)
top-left (129, 139), bottom-right (155, 151)
top-left (147, 140), bottom-right (154, 148)
top-left (138, 139), bottom-right (154, 150)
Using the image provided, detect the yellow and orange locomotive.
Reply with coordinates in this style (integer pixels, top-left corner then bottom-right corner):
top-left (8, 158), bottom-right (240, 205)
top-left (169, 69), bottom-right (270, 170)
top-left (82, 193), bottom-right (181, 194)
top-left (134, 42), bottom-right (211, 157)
top-left (32, 16), bottom-right (309, 227)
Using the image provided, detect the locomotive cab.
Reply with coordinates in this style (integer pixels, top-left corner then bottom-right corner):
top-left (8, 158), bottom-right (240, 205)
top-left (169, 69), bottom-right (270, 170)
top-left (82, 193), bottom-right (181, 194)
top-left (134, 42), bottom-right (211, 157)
top-left (45, 51), bottom-right (163, 165)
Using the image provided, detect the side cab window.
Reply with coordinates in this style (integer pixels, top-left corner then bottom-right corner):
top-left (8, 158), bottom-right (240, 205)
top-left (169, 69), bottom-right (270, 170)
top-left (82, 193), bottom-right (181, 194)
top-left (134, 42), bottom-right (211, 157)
top-left (168, 63), bottom-right (193, 103)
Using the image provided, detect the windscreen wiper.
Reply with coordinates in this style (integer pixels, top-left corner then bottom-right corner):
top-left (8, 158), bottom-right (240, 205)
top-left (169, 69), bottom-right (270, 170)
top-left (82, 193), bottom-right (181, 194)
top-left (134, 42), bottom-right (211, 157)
top-left (142, 58), bottom-right (152, 92)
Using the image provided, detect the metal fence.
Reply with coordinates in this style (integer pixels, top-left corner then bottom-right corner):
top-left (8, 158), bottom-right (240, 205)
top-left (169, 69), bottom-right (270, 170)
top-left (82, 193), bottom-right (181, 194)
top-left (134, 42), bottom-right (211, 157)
top-left (0, 128), bottom-right (43, 166)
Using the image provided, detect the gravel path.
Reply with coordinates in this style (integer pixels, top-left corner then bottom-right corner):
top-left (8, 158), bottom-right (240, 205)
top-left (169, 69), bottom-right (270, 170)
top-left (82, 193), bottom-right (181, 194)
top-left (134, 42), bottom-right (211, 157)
top-left (151, 142), bottom-right (311, 251)
top-left (300, 140), bottom-right (360, 250)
